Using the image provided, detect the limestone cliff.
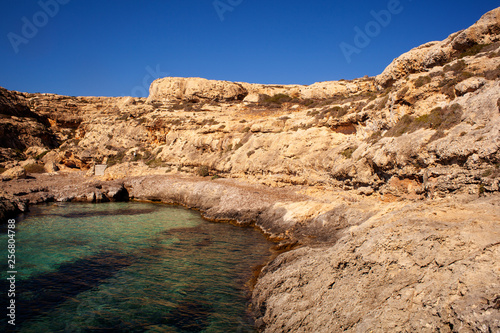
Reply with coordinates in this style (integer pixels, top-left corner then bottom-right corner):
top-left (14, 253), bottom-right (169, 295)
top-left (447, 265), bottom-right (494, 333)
top-left (377, 7), bottom-right (500, 87)
top-left (1, 6), bottom-right (500, 333)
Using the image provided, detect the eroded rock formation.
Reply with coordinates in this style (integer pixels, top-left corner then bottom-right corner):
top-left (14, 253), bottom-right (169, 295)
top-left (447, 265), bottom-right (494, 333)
top-left (1, 6), bottom-right (500, 333)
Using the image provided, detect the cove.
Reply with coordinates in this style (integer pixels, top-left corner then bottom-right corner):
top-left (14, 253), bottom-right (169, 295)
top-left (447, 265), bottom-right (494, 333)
top-left (0, 202), bottom-right (273, 332)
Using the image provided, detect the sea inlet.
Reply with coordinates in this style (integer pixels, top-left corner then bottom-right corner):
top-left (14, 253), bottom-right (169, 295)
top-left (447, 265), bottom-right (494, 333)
top-left (0, 202), bottom-right (273, 332)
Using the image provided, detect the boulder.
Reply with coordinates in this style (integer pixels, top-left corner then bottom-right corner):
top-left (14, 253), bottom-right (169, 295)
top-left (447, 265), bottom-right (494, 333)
top-left (243, 93), bottom-right (267, 103)
top-left (455, 77), bottom-right (487, 96)
top-left (146, 77), bottom-right (248, 103)
top-left (44, 161), bottom-right (59, 173)
top-left (357, 187), bottom-right (374, 196)
top-left (2, 166), bottom-right (27, 180)
top-left (24, 146), bottom-right (48, 158)
top-left (19, 158), bottom-right (37, 167)
top-left (41, 151), bottom-right (62, 165)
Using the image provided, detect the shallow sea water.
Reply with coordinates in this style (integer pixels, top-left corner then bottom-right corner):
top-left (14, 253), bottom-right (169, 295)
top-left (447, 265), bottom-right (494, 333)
top-left (0, 202), bottom-right (272, 332)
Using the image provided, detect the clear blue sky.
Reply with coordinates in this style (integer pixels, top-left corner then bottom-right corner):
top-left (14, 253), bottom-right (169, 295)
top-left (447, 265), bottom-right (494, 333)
top-left (1, 0), bottom-right (498, 97)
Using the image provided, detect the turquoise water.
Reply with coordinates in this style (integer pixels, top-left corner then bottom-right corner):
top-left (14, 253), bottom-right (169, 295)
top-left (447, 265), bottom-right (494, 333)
top-left (0, 202), bottom-right (272, 332)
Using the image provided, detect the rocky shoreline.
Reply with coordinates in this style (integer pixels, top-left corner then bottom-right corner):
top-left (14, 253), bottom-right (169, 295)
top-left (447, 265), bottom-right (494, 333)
top-left (1, 6), bottom-right (500, 331)
top-left (1, 172), bottom-right (499, 331)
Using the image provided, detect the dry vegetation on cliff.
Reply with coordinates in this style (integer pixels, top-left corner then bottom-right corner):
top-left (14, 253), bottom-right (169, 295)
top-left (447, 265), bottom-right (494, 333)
top-left (1, 7), bottom-right (500, 333)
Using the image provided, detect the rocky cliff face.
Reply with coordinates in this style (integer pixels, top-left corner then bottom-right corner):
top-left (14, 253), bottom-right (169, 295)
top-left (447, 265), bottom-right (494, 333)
top-left (0, 88), bottom-right (58, 161)
top-left (376, 7), bottom-right (500, 87)
top-left (4, 39), bottom-right (498, 197)
top-left (1, 6), bottom-right (500, 333)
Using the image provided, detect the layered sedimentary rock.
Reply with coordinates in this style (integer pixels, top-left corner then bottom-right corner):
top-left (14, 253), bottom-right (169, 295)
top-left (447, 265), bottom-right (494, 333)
top-left (376, 7), bottom-right (500, 87)
top-left (1, 6), bottom-right (500, 333)
top-left (146, 77), bottom-right (248, 103)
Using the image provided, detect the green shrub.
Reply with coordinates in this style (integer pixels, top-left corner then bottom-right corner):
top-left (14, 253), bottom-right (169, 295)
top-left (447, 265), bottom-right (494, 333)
top-left (301, 99), bottom-right (316, 107)
top-left (211, 175), bottom-right (220, 180)
top-left (328, 106), bottom-right (349, 118)
top-left (264, 93), bottom-right (291, 104)
top-left (260, 94), bottom-right (292, 108)
top-left (414, 75), bottom-right (431, 88)
top-left (385, 104), bottom-right (463, 138)
top-left (367, 131), bottom-right (382, 144)
top-left (13, 149), bottom-right (26, 161)
top-left (439, 79), bottom-right (457, 99)
top-left (482, 166), bottom-right (500, 178)
top-left (197, 165), bottom-right (210, 177)
top-left (132, 153), bottom-right (142, 162)
top-left (481, 64), bottom-right (500, 80)
top-left (307, 110), bottom-right (320, 117)
top-left (478, 184), bottom-right (486, 197)
top-left (35, 151), bottom-right (49, 160)
top-left (459, 44), bottom-right (488, 58)
top-left (444, 60), bottom-right (466, 73)
top-left (201, 118), bottom-right (219, 126)
top-left (341, 146), bottom-right (357, 159)
top-left (107, 151), bottom-right (126, 167)
top-left (116, 114), bottom-right (129, 121)
top-left (428, 130), bottom-right (446, 142)
top-left (378, 96), bottom-right (389, 109)
top-left (145, 159), bottom-right (166, 168)
top-left (385, 114), bottom-right (414, 137)
top-left (24, 164), bottom-right (46, 174)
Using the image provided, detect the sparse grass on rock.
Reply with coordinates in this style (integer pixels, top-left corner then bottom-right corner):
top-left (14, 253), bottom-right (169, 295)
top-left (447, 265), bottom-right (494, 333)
top-left (341, 146), bottom-right (357, 159)
top-left (197, 165), bottom-right (210, 177)
top-left (386, 104), bottom-right (463, 137)
top-left (24, 163), bottom-right (46, 174)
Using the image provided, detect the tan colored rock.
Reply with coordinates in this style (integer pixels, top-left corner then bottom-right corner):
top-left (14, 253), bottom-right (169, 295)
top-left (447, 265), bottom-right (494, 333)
top-left (44, 161), bottom-right (59, 173)
top-left (117, 96), bottom-right (136, 108)
top-left (253, 196), bottom-right (500, 332)
top-left (146, 77), bottom-right (248, 103)
top-left (451, 8), bottom-right (500, 50)
top-left (24, 146), bottom-right (47, 158)
top-left (243, 93), bottom-right (267, 103)
top-left (19, 158), bottom-right (37, 167)
top-left (41, 151), bottom-right (62, 165)
top-left (299, 79), bottom-right (376, 99)
top-left (455, 77), bottom-right (487, 96)
top-left (2, 166), bottom-right (27, 180)
top-left (376, 7), bottom-right (500, 87)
